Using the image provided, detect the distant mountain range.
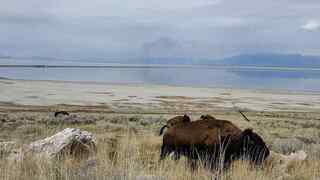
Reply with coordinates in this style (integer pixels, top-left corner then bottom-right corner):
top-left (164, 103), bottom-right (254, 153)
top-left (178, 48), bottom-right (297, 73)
top-left (215, 54), bottom-right (320, 68)
top-left (141, 54), bottom-right (320, 68)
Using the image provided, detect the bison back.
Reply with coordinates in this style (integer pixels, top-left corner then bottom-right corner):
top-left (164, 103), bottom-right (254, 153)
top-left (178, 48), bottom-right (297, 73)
top-left (165, 119), bottom-right (242, 146)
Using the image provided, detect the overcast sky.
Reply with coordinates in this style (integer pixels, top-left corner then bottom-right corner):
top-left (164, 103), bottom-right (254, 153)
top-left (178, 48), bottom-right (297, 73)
top-left (0, 0), bottom-right (320, 62)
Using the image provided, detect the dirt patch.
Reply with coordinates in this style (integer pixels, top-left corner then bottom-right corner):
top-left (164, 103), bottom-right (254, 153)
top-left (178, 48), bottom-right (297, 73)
top-left (155, 96), bottom-right (196, 100)
top-left (90, 91), bottom-right (114, 95)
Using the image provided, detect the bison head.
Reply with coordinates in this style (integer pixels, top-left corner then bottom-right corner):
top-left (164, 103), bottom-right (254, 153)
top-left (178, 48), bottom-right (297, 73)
top-left (238, 129), bottom-right (270, 165)
top-left (167, 114), bottom-right (191, 127)
top-left (159, 115), bottom-right (191, 135)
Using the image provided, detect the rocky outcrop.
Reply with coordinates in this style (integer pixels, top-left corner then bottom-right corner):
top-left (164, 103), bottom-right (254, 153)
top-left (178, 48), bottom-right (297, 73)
top-left (9, 128), bottom-right (97, 160)
top-left (267, 150), bottom-right (307, 180)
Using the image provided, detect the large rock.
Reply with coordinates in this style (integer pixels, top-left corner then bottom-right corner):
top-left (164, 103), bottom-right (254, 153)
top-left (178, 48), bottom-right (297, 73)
top-left (24, 128), bottom-right (97, 159)
top-left (266, 150), bottom-right (307, 180)
top-left (268, 150), bottom-right (307, 165)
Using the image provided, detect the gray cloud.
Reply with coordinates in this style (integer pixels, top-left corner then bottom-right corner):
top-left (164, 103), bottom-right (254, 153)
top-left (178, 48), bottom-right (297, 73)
top-left (302, 20), bottom-right (320, 31)
top-left (0, 0), bottom-right (320, 62)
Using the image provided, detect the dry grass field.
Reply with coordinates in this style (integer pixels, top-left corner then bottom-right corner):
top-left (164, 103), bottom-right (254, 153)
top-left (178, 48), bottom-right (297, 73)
top-left (0, 105), bottom-right (320, 180)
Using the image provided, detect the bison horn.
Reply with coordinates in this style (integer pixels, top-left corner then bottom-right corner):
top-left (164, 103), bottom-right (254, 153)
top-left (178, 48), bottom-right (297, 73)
top-left (159, 125), bottom-right (168, 136)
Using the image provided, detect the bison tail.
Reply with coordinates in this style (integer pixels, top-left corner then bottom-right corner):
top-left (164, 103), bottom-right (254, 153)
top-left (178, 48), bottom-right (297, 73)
top-left (159, 125), bottom-right (168, 136)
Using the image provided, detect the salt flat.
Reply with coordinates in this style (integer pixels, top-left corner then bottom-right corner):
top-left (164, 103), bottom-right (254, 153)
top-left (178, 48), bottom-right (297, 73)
top-left (0, 79), bottom-right (319, 112)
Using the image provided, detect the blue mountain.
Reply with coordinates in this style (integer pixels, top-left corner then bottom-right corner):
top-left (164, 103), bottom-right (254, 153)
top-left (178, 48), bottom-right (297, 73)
top-left (215, 54), bottom-right (320, 68)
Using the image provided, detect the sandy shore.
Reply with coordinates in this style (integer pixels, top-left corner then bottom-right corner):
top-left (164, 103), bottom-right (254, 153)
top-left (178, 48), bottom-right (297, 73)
top-left (1, 79), bottom-right (320, 113)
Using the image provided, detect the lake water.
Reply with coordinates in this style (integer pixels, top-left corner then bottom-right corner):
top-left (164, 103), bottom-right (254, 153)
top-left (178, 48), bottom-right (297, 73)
top-left (1, 66), bottom-right (320, 92)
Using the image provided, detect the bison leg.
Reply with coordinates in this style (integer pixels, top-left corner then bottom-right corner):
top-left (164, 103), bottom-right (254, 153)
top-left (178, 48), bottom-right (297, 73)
top-left (172, 152), bottom-right (181, 161)
top-left (160, 145), bottom-right (173, 161)
top-left (188, 158), bottom-right (198, 171)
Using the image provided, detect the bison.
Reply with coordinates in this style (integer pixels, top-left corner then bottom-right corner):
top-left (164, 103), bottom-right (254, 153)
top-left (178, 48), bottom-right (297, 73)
top-left (159, 115), bottom-right (192, 160)
top-left (159, 116), bottom-right (269, 169)
top-left (159, 115), bottom-right (191, 136)
top-left (54, 111), bottom-right (70, 117)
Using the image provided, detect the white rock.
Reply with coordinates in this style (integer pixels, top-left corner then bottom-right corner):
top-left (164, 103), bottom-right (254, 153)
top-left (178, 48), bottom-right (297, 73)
top-left (268, 150), bottom-right (307, 164)
top-left (24, 128), bottom-right (96, 159)
top-left (281, 150), bottom-right (307, 162)
top-left (267, 150), bottom-right (307, 179)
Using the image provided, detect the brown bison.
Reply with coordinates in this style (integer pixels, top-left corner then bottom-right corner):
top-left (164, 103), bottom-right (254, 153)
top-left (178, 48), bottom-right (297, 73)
top-left (54, 111), bottom-right (70, 117)
top-left (159, 115), bottom-right (192, 160)
top-left (160, 117), bottom-right (269, 169)
top-left (159, 115), bottom-right (191, 136)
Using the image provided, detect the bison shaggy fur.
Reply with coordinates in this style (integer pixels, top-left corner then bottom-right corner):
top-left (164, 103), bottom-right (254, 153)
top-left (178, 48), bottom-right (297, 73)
top-left (159, 115), bottom-right (191, 136)
top-left (160, 117), bottom-right (269, 169)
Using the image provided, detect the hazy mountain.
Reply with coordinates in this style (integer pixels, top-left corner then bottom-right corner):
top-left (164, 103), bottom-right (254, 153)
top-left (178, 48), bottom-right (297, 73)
top-left (215, 54), bottom-right (320, 68)
top-left (141, 54), bottom-right (320, 68)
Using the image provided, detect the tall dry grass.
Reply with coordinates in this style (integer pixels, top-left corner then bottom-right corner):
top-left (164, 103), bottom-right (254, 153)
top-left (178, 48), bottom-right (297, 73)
top-left (0, 127), bottom-right (319, 180)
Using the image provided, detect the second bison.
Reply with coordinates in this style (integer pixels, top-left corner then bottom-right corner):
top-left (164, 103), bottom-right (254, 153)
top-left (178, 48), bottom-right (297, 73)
top-left (160, 116), bottom-right (269, 169)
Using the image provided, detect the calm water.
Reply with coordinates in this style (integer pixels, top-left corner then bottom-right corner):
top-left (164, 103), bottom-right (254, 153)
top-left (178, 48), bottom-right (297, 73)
top-left (1, 66), bottom-right (320, 92)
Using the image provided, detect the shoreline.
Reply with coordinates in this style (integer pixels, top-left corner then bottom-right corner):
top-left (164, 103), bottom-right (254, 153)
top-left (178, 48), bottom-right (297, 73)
top-left (2, 64), bottom-right (320, 71)
top-left (1, 79), bottom-right (320, 112)
top-left (2, 77), bottom-right (320, 95)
